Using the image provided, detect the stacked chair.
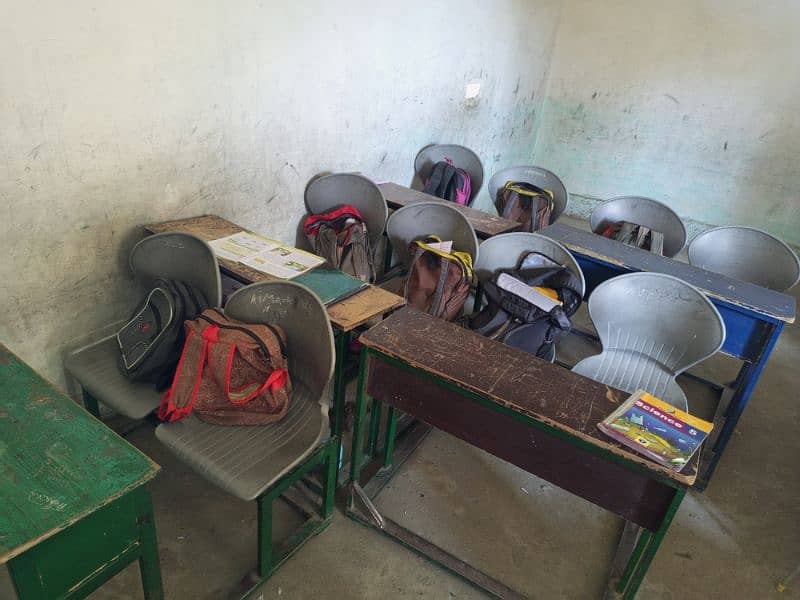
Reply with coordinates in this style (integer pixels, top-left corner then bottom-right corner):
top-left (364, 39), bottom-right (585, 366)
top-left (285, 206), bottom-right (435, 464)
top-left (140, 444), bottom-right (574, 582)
top-left (65, 232), bottom-right (222, 420)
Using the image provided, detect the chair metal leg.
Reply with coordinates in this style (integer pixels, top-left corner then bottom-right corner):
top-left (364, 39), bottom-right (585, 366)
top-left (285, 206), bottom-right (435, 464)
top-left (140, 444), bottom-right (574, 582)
top-left (257, 493), bottom-right (274, 578)
top-left (321, 437), bottom-right (338, 520)
top-left (81, 389), bottom-right (101, 419)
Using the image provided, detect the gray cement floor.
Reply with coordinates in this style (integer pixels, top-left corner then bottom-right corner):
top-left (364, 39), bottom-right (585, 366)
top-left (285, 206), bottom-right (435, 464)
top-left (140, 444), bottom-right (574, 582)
top-left (4, 220), bottom-right (799, 600)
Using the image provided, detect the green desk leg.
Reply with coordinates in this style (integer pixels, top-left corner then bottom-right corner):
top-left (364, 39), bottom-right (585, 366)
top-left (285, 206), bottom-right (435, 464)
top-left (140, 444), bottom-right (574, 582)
top-left (383, 407), bottom-right (398, 468)
top-left (615, 487), bottom-right (686, 599)
top-left (8, 485), bottom-right (163, 600)
top-left (331, 331), bottom-right (350, 439)
top-left (349, 349), bottom-right (370, 484)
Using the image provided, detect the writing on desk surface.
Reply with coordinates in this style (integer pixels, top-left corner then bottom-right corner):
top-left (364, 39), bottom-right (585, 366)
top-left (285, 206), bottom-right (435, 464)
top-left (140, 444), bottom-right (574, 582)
top-left (626, 286), bottom-right (695, 302)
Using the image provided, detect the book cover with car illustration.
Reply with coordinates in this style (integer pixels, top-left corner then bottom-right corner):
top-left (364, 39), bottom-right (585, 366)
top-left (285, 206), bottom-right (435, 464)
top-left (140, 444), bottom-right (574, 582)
top-left (598, 390), bottom-right (713, 471)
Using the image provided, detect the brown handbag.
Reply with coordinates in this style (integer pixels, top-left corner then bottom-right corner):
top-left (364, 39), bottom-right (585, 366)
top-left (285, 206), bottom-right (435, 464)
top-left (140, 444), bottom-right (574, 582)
top-left (403, 237), bottom-right (473, 321)
top-left (495, 181), bottom-right (554, 232)
top-left (158, 309), bottom-right (292, 425)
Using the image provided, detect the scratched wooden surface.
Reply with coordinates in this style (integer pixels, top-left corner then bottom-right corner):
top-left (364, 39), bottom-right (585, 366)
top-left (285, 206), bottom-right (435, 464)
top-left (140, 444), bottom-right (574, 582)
top-left (145, 215), bottom-right (405, 332)
top-left (542, 222), bottom-right (796, 323)
top-left (379, 182), bottom-right (522, 239)
top-left (360, 308), bottom-right (696, 485)
top-left (0, 344), bottom-right (158, 564)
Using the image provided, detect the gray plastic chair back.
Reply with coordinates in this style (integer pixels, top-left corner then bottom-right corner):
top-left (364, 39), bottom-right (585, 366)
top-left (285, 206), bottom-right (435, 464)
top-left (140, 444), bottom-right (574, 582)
top-left (475, 232), bottom-right (585, 297)
top-left (487, 166), bottom-right (570, 226)
top-left (590, 196), bottom-right (687, 258)
top-left (225, 281), bottom-right (335, 399)
top-left (386, 201), bottom-right (479, 268)
top-left (414, 144), bottom-right (484, 203)
top-left (304, 173), bottom-right (388, 246)
top-left (688, 226), bottom-right (800, 292)
top-left (129, 232), bottom-right (222, 306)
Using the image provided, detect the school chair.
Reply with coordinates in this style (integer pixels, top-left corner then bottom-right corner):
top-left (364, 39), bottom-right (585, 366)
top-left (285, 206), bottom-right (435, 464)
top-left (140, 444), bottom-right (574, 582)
top-left (155, 281), bottom-right (338, 589)
top-left (590, 196), bottom-right (687, 257)
top-left (688, 226), bottom-right (800, 292)
top-left (64, 232), bottom-right (222, 420)
top-left (304, 172), bottom-right (388, 249)
top-left (572, 272), bottom-right (725, 412)
top-left (386, 201), bottom-right (480, 268)
top-left (413, 143), bottom-right (484, 204)
top-left (487, 165), bottom-right (570, 227)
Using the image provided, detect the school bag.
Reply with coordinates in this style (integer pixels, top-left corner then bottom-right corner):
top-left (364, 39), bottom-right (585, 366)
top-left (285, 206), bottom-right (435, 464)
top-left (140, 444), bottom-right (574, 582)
top-left (303, 205), bottom-right (375, 282)
top-left (158, 308), bottom-right (291, 425)
top-left (470, 252), bottom-right (582, 360)
top-left (422, 160), bottom-right (472, 206)
top-left (117, 278), bottom-right (209, 390)
top-left (404, 236), bottom-right (474, 321)
top-left (495, 181), bottom-right (555, 232)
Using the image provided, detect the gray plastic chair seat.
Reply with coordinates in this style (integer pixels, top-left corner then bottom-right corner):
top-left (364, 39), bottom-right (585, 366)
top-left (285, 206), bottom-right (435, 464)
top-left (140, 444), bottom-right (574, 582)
top-left (64, 335), bottom-right (162, 420)
top-left (688, 226), bottom-right (800, 292)
top-left (155, 382), bottom-right (326, 501)
top-left (474, 232), bottom-right (585, 295)
top-left (386, 201), bottom-right (479, 268)
top-left (305, 173), bottom-right (388, 246)
top-left (590, 196), bottom-right (687, 257)
top-left (571, 352), bottom-right (689, 411)
top-left (487, 166), bottom-right (570, 226)
top-left (413, 144), bottom-right (484, 203)
top-left (572, 272), bottom-right (725, 412)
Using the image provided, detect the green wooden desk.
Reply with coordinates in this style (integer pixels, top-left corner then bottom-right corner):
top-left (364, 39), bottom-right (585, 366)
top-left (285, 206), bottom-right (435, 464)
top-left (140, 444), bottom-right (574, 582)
top-left (348, 308), bottom-right (695, 599)
top-left (0, 344), bottom-right (163, 599)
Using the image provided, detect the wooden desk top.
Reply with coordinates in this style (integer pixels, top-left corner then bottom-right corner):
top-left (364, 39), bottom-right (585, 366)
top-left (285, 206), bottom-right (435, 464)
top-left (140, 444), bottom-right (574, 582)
top-left (360, 308), bottom-right (696, 486)
top-left (379, 182), bottom-right (522, 239)
top-left (145, 215), bottom-right (405, 332)
top-left (543, 222), bottom-right (796, 323)
top-left (0, 345), bottom-right (159, 564)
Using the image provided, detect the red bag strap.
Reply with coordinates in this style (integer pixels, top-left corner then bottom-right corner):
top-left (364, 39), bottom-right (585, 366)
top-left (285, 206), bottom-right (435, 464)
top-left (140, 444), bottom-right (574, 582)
top-left (220, 342), bottom-right (289, 405)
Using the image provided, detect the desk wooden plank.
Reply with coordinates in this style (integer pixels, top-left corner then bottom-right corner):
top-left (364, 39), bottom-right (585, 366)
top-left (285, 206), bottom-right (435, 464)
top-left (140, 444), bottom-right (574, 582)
top-left (379, 182), bottom-right (522, 239)
top-left (542, 222), bottom-right (796, 323)
top-left (0, 345), bottom-right (158, 564)
top-left (145, 215), bottom-right (405, 332)
top-left (360, 308), bottom-right (696, 486)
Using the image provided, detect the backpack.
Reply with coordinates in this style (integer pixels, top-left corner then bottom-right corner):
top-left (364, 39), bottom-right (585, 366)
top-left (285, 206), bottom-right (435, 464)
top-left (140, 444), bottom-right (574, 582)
top-left (304, 205), bottom-right (375, 282)
top-left (404, 236), bottom-right (474, 321)
top-left (158, 308), bottom-right (291, 425)
top-left (470, 252), bottom-right (582, 360)
top-left (422, 159), bottom-right (472, 206)
top-left (117, 278), bottom-right (209, 390)
top-left (495, 181), bottom-right (555, 232)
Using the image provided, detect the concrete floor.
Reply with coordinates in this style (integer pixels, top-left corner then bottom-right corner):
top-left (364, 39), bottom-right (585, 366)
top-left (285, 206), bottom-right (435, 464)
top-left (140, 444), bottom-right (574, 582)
top-left (4, 221), bottom-right (799, 600)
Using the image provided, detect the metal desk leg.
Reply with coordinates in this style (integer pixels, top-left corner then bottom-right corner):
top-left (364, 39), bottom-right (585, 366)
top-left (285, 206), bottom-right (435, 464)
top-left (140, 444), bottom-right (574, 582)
top-left (134, 487), bottom-right (165, 600)
top-left (697, 321), bottom-right (784, 489)
top-left (349, 349), bottom-right (371, 484)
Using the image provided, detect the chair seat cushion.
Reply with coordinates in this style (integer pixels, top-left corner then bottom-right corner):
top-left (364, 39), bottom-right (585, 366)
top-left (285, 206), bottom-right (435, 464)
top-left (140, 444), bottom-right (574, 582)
top-left (155, 383), bottom-right (327, 501)
top-left (572, 351), bottom-right (688, 412)
top-left (64, 336), bottom-right (162, 420)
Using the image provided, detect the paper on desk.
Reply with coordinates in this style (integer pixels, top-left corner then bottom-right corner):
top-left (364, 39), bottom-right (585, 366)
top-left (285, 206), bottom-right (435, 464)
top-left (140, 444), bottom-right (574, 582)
top-left (210, 232), bottom-right (325, 279)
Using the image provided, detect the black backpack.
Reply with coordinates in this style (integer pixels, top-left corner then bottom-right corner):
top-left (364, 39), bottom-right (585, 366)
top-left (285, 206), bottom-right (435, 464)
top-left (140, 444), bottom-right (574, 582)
top-left (117, 278), bottom-right (209, 389)
top-left (470, 252), bottom-right (582, 360)
top-left (422, 160), bottom-right (472, 205)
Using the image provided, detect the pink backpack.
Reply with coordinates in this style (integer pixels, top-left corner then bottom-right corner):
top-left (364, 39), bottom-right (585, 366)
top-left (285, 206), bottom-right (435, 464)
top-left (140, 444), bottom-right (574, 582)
top-left (422, 158), bottom-right (472, 206)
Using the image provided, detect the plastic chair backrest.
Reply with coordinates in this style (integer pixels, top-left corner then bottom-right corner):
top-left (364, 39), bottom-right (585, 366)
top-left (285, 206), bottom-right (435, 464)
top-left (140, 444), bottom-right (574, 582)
top-left (487, 166), bottom-right (570, 225)
top-left (225, 282), bottom-right (335, 399)
top-left (474, 232), bottom-right (585, 297)
top-left (304, 173), bottom-right (388, 246)
top-left (590, 196), bottom-right (687, 258)
top-left (588, 272), bottom-right (725, 375)
top-left (386, 201), bottom-right (479, 268)
top-left (130, 232), bottom-right (222, 307)
top-left (688, 226), bottom-right (800, 292)
top-left (413, 144), bottom-right (484, 203)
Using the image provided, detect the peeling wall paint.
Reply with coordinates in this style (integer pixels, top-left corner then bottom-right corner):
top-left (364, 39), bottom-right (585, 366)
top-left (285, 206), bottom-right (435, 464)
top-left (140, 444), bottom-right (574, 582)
top-left (534, 0), bottom-right (800, 246)
top-left (0, 0), bottom-right (563, 387)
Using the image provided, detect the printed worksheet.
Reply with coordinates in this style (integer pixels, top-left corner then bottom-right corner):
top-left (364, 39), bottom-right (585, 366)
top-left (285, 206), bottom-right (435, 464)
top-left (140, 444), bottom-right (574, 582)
top-left (209, 232), bottom-right (325, 279)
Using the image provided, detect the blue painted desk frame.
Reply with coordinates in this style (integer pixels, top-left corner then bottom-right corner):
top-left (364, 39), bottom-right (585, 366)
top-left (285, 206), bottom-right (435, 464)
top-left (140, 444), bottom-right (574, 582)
top-left (542, 223), bottom-right (796, 490)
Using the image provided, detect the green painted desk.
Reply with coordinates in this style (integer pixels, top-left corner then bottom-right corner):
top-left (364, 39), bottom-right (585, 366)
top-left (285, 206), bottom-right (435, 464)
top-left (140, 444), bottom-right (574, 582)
top-left (0, 344), bottom-right (163, 599)
top-left (348, 308), bottom-right (695, 599)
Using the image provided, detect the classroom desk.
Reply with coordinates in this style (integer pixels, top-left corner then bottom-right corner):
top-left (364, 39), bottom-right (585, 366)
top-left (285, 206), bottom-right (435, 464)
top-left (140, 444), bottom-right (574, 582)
top-left (378, 182), bottom-right (522, 239)
top-left (145, 215), bottom-right (405, 439)
top-left (541, 222), bottom-right (796, 489)
top-left (0, 344), bottom-right (163, 599)
top-left (348, 308), bottom-right (693, 600)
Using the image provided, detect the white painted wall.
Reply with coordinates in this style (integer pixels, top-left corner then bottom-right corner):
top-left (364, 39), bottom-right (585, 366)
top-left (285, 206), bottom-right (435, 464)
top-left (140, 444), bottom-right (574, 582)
top-left (0, 0), bottom-right (563, 385)
top-left (534, 0), bottom-right (800, 245)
